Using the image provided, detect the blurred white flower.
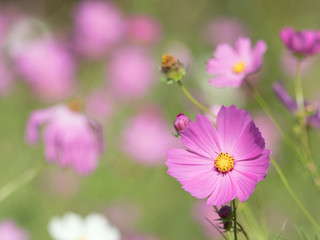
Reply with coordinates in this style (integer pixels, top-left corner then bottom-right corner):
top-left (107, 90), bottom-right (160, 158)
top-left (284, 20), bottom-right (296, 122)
top-left (48, 212), bottom-right (120, 240)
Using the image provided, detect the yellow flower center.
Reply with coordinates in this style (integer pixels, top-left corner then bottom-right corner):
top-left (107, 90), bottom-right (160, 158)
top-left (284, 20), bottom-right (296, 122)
top-left (233, 61), bottom-right (245, 74)
top-left (214, 152), bottom-right (235, 173)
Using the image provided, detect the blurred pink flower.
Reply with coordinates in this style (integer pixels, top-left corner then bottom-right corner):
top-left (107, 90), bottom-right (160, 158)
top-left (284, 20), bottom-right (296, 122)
top-left (0, 220), bottom-right (29, 240)
top-left (104, 202), bottom-right (141, 234)
top-left (253, 113), bottom-right (280, 154)
top-left (192, 201), bottom-right (222, 239)
top-left (107, 47), bottom-right (155, 99)
top-left (0, 59), bottom-right (13, 95)
top-left (42, 169), bottom-right (80, 198)
top-left (207, 37), bottom-right (267, 87)
top-left (73, 0), bottom-right (125, 58)
top-left (121, 107), bottom-right (180, 166)
top-left (203, 17), bottom-right (249, 46)
top-left (205, 104), bottom-right (222, 125)
top-left (14, 38), bottom-right (75, 102)
top-left (126, 15), bottom-right (162, 45)
top-left (26, 104), bottom-right (104, 175)
top-left (86, 88), bottom-right (114, 122)
top-left (280, 51), bottom-right (313, 77)
top-left (122, 235), bottom-right (159, 240)
top-left (280, 27), bottom-right (320, 57)
top-left (166, 105), bottom-right (271, 206)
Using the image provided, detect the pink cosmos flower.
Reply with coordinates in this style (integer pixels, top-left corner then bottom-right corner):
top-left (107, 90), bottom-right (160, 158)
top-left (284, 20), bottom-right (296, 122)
top-left (166, 105), bottom-right (271, 206)
top-left (126, 15), bottom-right (162, 45)
top-left (121, 107), bottom-right (180, 166)
top-left (0, 220), bottom-right (29, 240)
top-left (206, 37), bottom-right (267, 87)
top-left (26, 104), bottom-right (104, 175)
top-left (107, 47), bottom-right (155, 99)
top-left (14, 38), bottom-right (75, 102)
top-left (203, 17), bottom-right (249, 47)
top-left (280, 27), bottom-right (320, 57)
top-left (73, 0), bottom-right (125, 58)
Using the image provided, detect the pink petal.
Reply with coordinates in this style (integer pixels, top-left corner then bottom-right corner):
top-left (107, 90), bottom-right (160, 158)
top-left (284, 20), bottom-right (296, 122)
top-left (180, 114), bottom-right (221, 158)
top-left (216, 105), bottom-right (251, 153)
top-left (251, 40), bottom-right (267, 71)
top-left (166, 149), bottom-right (217, 199)
top-left (235, 149), bottom-right (271, 181)
top-left (230, 169), bottom-right (258, 202)
top-left (232, 121), bottom-right (265, 160)
top-left (207, 173), bottom-right (236, 206)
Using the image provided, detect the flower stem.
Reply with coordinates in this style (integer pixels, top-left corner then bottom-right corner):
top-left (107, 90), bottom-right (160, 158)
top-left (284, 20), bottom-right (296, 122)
top-left (237, 222), bottom-right (249, 240)
top-left (293, 61), bottom-right (317, 178)
top-left (271, 157), bottom-right (320, 233)
top-left (0, 161), bottom-right (44, 203)
top-left (227, 231), bottom-right (232, 240)
top-left (245, 81), bottom-right (320, 189)
top-left (177, 81), bottom-right (216, 121)
top-left (233, 199), bottom-right (238, 240)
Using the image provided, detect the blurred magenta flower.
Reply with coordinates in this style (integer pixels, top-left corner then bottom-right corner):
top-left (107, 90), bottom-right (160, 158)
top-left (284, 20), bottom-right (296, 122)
top-left (203, 17), bottom-right (249, 46)
top-left (280, 27), bottom-right (320, 57)
top-left (122, 107), bottom-right (180, 166)
top-left (273, 82), bottom-right (320, 128)
top-left (86, 88), bottom-right (114, 122)
top-left (174, 113), bottom-right (191, 133)
top-left (126, 15), bottom-right (162, 45)
top-left (166, 105), bottom-right (270, 206)
top-left (26, 104), bottom-right (104, 175)
top-left (73, 0), bottom-right (125, 58)
top-left (107, 47), bottom-right (155, 99)
top-left (192, 201), bottom-right (222, 238)
top-left (0, 220), bottom-right (29, 240)
top-left (14, 38), bottom-right (75, 102)
top-left (48, 212), bottom-right (120, 240)
top-left (207, 37), bottom-right (267, 87)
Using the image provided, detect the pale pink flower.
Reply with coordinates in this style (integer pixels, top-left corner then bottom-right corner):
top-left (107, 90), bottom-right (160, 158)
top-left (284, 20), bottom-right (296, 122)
top-left (0, 220), bottom-right (29, 240)
top-left (126, 15), bottom-right (162, 45)
top-left (14, 38), bottom-right (75, 102)
top-left (107, 47), bottom-right (155, 99)
top-left (86, 88), bottom-right (114, 122)
top-left (73, 0), bottom-right (125, 58)
top-left (26, 104), bottom-right (104, 175)
top-left (121, 107), bottom-right (180, 166)
top-left (203, 17), bottom-right (249, 46)
top-left (166, 105), bottom-right (271, 206)
top-left (206, 37), bottom-right (267, 87)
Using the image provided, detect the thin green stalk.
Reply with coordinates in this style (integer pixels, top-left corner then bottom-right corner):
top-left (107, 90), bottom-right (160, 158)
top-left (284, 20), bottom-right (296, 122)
top-left (177, 81), bottom-right (217, 121)
top-left (227, 231), bottom-right (232, 240)
top-left (246, 81), bottom-right (320, 190)
top-left (271, 157), bottom-right (320, 233)
top-left (237, 223), bottom-right (249, 240)
top-left (233, 199), bottom-right (238, 240)
top-left (294, 62), bottom-right (304, 113)
top-left (0, 161), bottom-right (44, 203)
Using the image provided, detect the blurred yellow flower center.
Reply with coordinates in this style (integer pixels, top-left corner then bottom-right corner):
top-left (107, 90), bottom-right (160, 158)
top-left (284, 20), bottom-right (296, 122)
top-left (233, 61), bottom-right (245, 74)
top-left (78, 238), bottom-right (86, 240)
top-left (214, 152), bottom-right (234, 173)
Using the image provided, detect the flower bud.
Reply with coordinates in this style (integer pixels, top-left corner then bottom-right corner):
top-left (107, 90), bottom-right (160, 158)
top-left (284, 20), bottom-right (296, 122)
top-left (160, 54), bottom-right (185, 84)
top-left (218, 205), bottom-right (232, 220)
top-left (223, 221), bottom-right (233, 231)
top-left (174, 113), bottom-right (191, 133)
